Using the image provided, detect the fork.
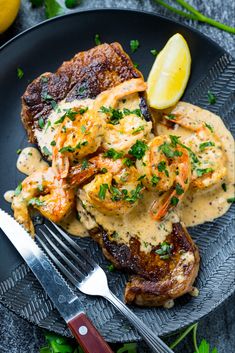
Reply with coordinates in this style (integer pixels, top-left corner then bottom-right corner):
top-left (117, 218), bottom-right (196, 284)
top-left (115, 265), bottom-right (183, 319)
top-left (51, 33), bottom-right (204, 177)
top-left (37, 223), bottom-right (174, 353)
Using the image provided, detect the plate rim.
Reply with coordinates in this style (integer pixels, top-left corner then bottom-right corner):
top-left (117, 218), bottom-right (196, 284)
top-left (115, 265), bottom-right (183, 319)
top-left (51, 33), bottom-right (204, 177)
top-left (0, 8), bottom-right (234, 341)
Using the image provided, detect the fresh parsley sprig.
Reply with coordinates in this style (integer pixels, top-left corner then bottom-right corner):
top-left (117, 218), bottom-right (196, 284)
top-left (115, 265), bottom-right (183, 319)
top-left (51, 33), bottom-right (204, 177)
top-left (155, 0), bottom-right (235, 34)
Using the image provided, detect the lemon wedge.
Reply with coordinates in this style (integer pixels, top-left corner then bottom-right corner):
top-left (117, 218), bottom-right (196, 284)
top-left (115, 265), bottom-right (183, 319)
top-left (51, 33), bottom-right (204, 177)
top-left (147, 33), bottom-right (191, 110)
top-left (0, 0), bottom-right (20, 34)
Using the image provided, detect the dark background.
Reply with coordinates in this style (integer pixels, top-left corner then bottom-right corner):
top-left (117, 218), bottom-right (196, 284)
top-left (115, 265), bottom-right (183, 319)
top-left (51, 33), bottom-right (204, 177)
top-left (0, 1), bottom-right (234, 352)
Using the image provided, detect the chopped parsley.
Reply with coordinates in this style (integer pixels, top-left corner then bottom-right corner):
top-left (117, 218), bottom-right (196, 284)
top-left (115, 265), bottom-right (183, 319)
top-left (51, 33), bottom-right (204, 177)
top-left (65, 0), bottom-right (78, 8)
top-left (81, 159), bottom-right (89, 170)
top-left (128, 140), bottom-right (148, 160)
top-left (98, 184), bottom-right (109, 200)
top-left (199, 141), bottom-right (215, 151)
top-left (169, 135), bottom-right (199, 166)
top-left (137, 174), bottom-right (146, 181)
top-left (205, 122), bottom-right (214, 133)
top-left (28, 198), bottom-right (44, 207)
top-left (14, 183), bottom-right (22, 196)
top-left (45, 120), bottom-right (51, 132)
top-left (100, 106), bottom-right (124, 125)
top-left (107, 264), bottom-right (115, 272)
top-left (156, 241), bottom-right (173, 260)
top-left (50, 140), bottom-right (56, 146)
top-left (94, 34), bottom-right (101, 46)
top-left (17, 67), bottom-right (24, 79)
top-left (123, 183), bottom-right (143, 203)
top-left (133, 62), bottom-right (139, 68)
top-left (42, 146), bottom-right (52, 156)
top-left (207, 90), bottom-right (217, 104)
top-left (150, 49), bottom-right (158, 56)
top-left (157, 161), bottom-right (169, 177)
top-left (123, 158), bottom-right (134, 167)
top-left (175, 183), bottom-right (184, 195)
top-left (54, 109), bottom-right (77, 124)
top-left (59, 146), bottom-right (75, 153)
top-left (37, 184), bottom-right (44, 192)
top-left (159, 142), bottom-right (181, 158)
top-left (38, 117), bottom-right (45, 129)
top-left (227, 197), bottom-right (235, 203)
top-left (79, 107), bottom-right (88, 115)
top-left (16, 149), bottom-right (22, 155)
top-left (123, 108), bottom-right (142, 117)
top-left (221, 183), bottom-right (227, 192)
top-left (130, 39), bottom-right (139, 53)
top-left (132, 126), bottom-right (145, 134)
top-left (170, 196), bottom-right (179, 206)
top-left (100, 167), bottom-right (108, 173)
top-left (103, 149), bottom-right (123, 160)
top-left (151, 174), bottom-right (160, 187)
top-left (196, 168), bottom-right (214, 177)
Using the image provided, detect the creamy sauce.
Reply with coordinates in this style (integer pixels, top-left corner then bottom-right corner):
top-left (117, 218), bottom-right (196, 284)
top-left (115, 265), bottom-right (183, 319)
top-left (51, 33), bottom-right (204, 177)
top-left (79, 189), bottom-right (179, 251)
top-left (35, 98), bottom-right (94, 158)
top-left (17, 147), bottom-right (48, 175)
top-left (59, 210), bottom-right (89, 238)
top-left (155, 101), bottom-right (235, 227)
top-left (3, 190), bottom-right (15, 203)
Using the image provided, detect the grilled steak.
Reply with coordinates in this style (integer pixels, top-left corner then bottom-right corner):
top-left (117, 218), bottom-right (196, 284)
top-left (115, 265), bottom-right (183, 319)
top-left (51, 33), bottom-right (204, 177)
top-left (21, 42), bottom-right (145, 144)
top-left (21, 43), bottom-right (200, 306)
top-left (92, 223), bottom-right (199, 306)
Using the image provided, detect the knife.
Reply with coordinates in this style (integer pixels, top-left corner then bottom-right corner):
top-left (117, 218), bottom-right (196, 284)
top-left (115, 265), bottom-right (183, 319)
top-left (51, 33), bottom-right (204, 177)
top-left (0, 209), bottom-right (113, 353)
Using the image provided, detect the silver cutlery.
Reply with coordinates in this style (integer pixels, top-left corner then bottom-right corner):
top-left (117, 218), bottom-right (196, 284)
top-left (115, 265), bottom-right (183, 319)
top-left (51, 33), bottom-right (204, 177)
top-left (37, 221), bottom-right (174, 353)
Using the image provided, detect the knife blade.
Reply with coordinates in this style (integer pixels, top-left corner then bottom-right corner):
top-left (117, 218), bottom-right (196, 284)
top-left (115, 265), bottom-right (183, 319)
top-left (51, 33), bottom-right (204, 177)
top-left (0, 208), bottom-right (113, 353)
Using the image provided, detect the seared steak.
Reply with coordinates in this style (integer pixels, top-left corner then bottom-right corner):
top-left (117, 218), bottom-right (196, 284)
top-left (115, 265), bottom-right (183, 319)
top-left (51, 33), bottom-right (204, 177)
top-left (21, 43), bottom-right (143, 144)
top-left (92, 223), bottom-right (199, 306)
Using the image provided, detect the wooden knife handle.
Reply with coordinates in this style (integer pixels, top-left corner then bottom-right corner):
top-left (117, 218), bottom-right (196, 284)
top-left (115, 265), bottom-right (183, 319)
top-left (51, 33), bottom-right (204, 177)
top-left (68, 312), bottom-right (114, 353)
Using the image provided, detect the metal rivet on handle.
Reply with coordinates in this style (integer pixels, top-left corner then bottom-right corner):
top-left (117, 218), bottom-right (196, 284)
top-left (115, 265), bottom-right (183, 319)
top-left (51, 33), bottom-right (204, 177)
top-left (78, 325), bottom-right (88, 335)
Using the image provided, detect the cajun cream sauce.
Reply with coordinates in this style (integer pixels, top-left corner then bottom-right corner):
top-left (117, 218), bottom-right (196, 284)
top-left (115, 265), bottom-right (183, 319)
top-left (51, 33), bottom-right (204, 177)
top-left (155, 101), bottom-right (235, 227)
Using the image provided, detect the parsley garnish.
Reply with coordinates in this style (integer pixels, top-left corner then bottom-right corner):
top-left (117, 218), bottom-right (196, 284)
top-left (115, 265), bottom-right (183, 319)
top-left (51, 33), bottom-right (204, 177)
top-left (128, 140), bottom-right (148, 160)
top-left (14, 183), bottom-right (22, 196)
top-left (156, 241), bottom-right (173, 260)
top-left (16, 149), bottom-right (22, 155)
top-left (123, 108), bottom-right (142, 117)
top-left (199, 141), bottom-right (215, 151)
top-left (17, 67), bottom-right (24, 79)
top-left (130, 39), bottom-right (139, 53)
top-left (159, 142), bottom-right (179, 158)
top-left (59, 146), bottom-right (75, 153)
top-left (50, 140), bottom-right (56, 146)
top-left (107, 264), bottom-right (115, 272)
top-left (123, 158), bottom-right (134, 167)
top-left (79, 107), bottom-right (88, 115)
top-left (45, 0), bottom-right (65, 19)
top-left (38, 117), bottom-right (45, 129)
top-left (54, 109), bottom-right (77, 124)
top-left (150, 49), bottom-right (158, 56)
top-left (175, 183), bottom-right (184, 195)
top-left (227, 197), bottom-right (235, 203)
top-left (94, 34), bottom-right (101, 45)
top-left (137, 174), bottom-right (146, 181)
top-left (42, 146), bottom-right (52, 156)
top-left (28, 198), bottom-right (44, 207)
top-left (170, 196), bottom-right (179, 206)
top-left (98, 184), bottom-right (109, 200)
top-left (45, 120), bottom-right (51, 132)
top-left (100, 106), bottom-right (124, 125)
top-left (205, 122), bottom-right (214, 133)
top-left (196, 168), bottom-right (214, 177)
top-left (157, 161), bottom-right (169, 177)
top-left (151, 174), bottom-right (160, 186)
top-left (103, 149), bottom-right (123, 160)
top-left (207, 90), bottom-right (217, 104)
top-left (132, 126), bottom-right (145, 134)
top-left (123, 184), bottom-right (143, 203)
top-left (81, 159), bottom-right (89, 170)
top-left (65, 0), bottom-right (78, 8)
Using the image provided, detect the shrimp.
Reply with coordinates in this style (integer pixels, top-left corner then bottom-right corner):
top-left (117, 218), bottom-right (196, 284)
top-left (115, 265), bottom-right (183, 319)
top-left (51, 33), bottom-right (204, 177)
top-left (136, 135), bottom-right (191, 220)
top-left (163, 113), bottom-right (227, 189)
top-left (52, 107), bottom-right (105, 178)
top-left (82, 165), bottom-right (144, 215)
top-left (12, 167), bottom-right (75, 235)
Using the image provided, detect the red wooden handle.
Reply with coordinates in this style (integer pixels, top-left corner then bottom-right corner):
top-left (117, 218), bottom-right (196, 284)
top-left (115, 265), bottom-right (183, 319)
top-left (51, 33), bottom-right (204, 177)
top-left (68, 312), bottom-right (114, 353)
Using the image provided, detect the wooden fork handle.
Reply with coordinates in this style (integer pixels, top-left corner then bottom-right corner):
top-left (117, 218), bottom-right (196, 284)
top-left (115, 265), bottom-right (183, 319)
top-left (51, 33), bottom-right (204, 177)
top-left (68, 312), bottom-right (114, 353)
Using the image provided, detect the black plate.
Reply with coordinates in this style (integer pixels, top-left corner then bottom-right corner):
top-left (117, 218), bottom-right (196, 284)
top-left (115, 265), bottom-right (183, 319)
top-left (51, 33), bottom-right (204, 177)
top-left (0, 9), bottom-right (234, 342)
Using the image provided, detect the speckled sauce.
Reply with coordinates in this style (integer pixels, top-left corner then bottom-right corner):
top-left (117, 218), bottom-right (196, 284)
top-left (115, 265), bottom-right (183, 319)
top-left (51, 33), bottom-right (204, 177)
top-left (17, 147), bottom-right (48, 175)
top-left (155, 102), bottom-right (235, 227)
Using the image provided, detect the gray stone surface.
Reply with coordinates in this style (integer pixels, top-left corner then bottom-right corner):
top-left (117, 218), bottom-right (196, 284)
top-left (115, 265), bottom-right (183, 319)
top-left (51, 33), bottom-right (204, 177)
top-left (0, 0), bottom-right (234, 352)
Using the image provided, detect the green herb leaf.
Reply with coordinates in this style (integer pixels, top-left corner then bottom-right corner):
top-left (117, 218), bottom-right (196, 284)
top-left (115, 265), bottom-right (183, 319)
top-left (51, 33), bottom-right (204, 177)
top-left (175, 183), bottom-right (184, 195)
top-left (130, 39), bottom-right (140, 53)
top-left (59, 146), bottom-right (75, 153)
top-left (65, 0), bottom-right (80, 9)
top-left (107, 264), bottom-right (115, 272)
top-left (98, 184), bottom-right (109, 200)
top-left (81, 159), bottom-right (89, 170)
top-left (100, 106), bottom-right (124, 125)
top-left (156, 241), bottom-right (173, 260)
top-left (28, 198), bottom-right (44, 207)
top-left (16, 149), bottom-right (22, 155)
top-left (123, 108), bottom-right (142, 117)
top-left (157, 161), bottom-right (169, 177)
top-left (123, 184), bottom-right (143, 204)
top-left (196, 168), bottom-right (214, 177)
top-left (221, 183), bottom-right (227, 192)
top-left (207, 90), bottom-right (217, 104)
top-left (50, 140), bottom-right (56, 146)
top-left (151, 174), bottom-right (160, 186)
top-left (150, 49), bottom-right (158, 56)
top-left (14, 183), bottom-right (22, 196)
top-left (42, 146), bottom-right (52, 156)
top-left (38, 117), bottom-right (45, 129)
top-left (133, 62), bottom-right (139, 68)
top-left (123, 158), bottom-right (134, 167)
top-left (103, 149), bottom-right (123, 160)
top-left (17, 67), bottom-right (24, 79)
top-left (132, 126), bottom-right (145, 135)
top-left (170, 196), bottom-right (179, 206)
top-left (196, 338), bottom-right (218, 353)
top-left (79, 107), bottom-right (88, 115)
top-left (199, 141), bottom-right (215, 151)
top-left (94, 33), bottom-right (101, 45)
top-left (45, 0), bottom-right (65, 19)
top-left (55, 108), bottom-right (77, 124)
top-left (128, 140), bottom-right (148, 160)
top-left (30, 0), bottom-right (44, 7)
top-left (117, 343), bottom-right (137, 353)
top-left (204, 122), bottom-right (214, 133)
top-left (227, 197), bottom-right (235, 203)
